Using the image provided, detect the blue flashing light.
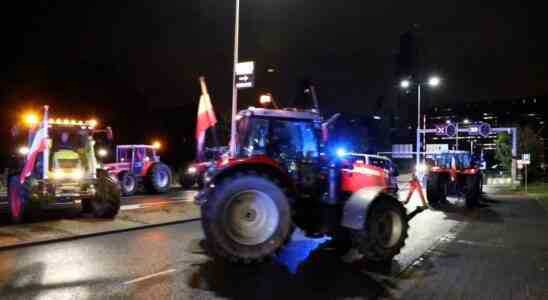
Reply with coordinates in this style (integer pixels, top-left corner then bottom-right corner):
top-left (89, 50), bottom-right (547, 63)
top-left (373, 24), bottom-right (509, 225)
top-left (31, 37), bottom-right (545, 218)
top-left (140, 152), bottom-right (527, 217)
top-left (336, 148), bottom-right (347, 158)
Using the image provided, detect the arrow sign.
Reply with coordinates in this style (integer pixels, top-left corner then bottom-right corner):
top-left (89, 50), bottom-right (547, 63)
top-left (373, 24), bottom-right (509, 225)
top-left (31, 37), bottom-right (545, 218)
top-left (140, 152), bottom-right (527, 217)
top-left (235, 61), bottom-right (255, 89)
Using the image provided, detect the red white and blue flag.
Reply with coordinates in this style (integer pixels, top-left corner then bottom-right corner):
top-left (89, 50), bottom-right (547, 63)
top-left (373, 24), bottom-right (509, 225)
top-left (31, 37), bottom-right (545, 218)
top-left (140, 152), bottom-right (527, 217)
top-left (20, 107), bottom-right (49, 183)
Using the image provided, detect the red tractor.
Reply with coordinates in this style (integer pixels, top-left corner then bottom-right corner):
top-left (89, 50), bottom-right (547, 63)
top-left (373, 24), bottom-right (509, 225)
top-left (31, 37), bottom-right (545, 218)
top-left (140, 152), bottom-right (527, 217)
top-left (104, 145), bottom-right (172, 196)
top-left (179, 146), bottom-right (229, 189)
top-left (425, 151), bottom-right (483, 208)
top-left (196, 107), bottom-right (418, 264)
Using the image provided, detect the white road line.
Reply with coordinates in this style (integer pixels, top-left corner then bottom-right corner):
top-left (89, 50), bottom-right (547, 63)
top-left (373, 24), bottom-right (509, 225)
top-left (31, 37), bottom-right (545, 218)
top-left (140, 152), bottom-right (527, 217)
top-left (120, 200), bottom-right (189, 211)
top-left (123, 269), bottom-right (177, 285)
top-left (120, 204), bottom-right (144, 211)
top-left (169, 196), bottom-right (195, 202)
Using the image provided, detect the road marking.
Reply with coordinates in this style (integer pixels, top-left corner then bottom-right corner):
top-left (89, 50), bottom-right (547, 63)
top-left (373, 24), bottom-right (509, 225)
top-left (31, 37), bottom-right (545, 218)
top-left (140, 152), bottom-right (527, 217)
top-left (120, 204), bottom-right (144, 211)
top-left (169, 196), bottom-right (195, 202)
top-left (123, 269), bottom-right (177, 285)
top-left (120, 200), bottom-right (189, 211)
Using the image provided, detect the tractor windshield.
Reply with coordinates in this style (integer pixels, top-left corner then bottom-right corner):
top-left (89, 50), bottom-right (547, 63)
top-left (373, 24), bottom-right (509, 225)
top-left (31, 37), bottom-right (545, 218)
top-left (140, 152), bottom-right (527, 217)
top-left (432, 152), bottom-right (473, 169)
top-left (237, 117), bottom-right (320, 160)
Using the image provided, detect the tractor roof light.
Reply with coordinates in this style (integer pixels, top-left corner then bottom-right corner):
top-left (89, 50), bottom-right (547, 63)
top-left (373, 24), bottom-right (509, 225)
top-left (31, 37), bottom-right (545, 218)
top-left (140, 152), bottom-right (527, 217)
top-left (23, 113), bottom-right (39, 127)
top-left (152, 141), bottom-right (162, 150)
top-left (48, 117), bottom-right (99, 128)
top-left (88, 119), bottom-right (98, 128)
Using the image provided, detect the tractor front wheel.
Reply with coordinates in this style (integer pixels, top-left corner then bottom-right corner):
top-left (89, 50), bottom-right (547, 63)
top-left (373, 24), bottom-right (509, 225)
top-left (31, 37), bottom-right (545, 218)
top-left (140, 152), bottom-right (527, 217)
top-left (352, 194), bottom-right (409, 262)
top-left (427, 173), bottom-right (447, 206)
top-left (120, 172), bottom-right (138, 196)
top-left (147, 163), bottom-right (172, 193)
top-left (90, 170), bottom-right (121, 218)
top-left (8, 176), bottom-right (31, 224)
top-left (201, 172), bottom-right (293, 263)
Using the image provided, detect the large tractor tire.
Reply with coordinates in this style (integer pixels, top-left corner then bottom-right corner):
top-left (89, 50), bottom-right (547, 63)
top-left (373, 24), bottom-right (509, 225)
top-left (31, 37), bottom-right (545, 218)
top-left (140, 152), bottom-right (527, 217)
top-left (201, 172), bottom-right (293, 263)
top-left (119, 171), bottom-right (138, 196)
top-left (90, 170), bottom-right (121, 218)
top-left (147, 163), bottom-right (172, 194)
top-left (426, 173), bottom-right (446, 205)
top-left (465, 174), bottom-right (481, 208)
top-left (7, 176), bottom-right (32, 224)
top-left (178, 169), bottom-right (196, 189)
top-left (352, 194), bottom-right (409, 262)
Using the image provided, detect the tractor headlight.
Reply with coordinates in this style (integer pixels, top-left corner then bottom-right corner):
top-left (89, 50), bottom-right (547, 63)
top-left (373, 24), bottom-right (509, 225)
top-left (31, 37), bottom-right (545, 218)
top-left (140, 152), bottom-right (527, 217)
top-left (187, 166), bottom-right (197, 174)
top-left (71, 169), bottom-right (84, 180)
top-left (51, 168), bottom-right (85, 180)
top-left (52, 169), bottom-right (66, 180)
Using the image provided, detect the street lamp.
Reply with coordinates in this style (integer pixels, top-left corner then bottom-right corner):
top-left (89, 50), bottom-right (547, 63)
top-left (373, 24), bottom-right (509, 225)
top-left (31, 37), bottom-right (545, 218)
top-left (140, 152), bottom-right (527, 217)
top-left (229, 0), bottom-right (241, 156)
top-left (400, 75), bottom-right (441, 176)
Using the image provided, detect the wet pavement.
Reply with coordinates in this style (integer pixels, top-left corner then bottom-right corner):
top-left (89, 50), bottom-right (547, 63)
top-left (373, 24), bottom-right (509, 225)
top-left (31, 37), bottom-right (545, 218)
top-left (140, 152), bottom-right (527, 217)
top-left (0, 190), bottom-right (199, 249)
top-left (0, 188), bottom-right (547, 299)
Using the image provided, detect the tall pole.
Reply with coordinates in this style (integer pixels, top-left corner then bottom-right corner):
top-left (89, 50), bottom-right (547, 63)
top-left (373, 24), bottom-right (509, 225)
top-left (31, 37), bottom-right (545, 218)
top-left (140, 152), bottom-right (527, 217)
top-left (416, 84), bottom-right (421, 173)
top-left (229, 0), bottom-right (240, 156)
top-left (455, 122), bottom-right (459, 150)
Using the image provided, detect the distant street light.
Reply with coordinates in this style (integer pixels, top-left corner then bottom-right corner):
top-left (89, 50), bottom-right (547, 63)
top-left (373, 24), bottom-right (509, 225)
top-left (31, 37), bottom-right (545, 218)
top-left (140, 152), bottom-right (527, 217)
top-left (463, 118), bottom-right (470, 124)
top-left (428, 76), bottom-right (441, 87)
top-left (400, 75), bottom-right (442, 175)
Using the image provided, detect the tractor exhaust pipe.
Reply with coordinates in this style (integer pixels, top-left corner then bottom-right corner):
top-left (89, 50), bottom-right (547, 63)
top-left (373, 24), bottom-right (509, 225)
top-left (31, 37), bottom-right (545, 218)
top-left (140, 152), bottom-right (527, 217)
top-left (322, 160), bottom-right (340, 205)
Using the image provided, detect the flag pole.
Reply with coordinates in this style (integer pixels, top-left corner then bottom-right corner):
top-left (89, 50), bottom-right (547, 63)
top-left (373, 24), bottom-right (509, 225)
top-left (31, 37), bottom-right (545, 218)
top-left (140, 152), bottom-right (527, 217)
top-left (43, 105), bottom-right (49, 179)
top-left (199, 77), bottom-right (219, 147)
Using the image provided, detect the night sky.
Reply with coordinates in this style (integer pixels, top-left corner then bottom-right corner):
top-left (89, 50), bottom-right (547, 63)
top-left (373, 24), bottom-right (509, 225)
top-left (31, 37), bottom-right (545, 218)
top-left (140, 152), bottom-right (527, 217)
top-left (1, 1), bottom-right (546, 165)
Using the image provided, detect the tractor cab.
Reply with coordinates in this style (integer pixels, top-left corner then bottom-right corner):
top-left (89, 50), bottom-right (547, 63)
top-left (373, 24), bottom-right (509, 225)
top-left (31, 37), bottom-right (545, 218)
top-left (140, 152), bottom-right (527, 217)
top-left (115, 145), bottom-right (159, 175)
top-left (234, 107), bottom-right (324, 195)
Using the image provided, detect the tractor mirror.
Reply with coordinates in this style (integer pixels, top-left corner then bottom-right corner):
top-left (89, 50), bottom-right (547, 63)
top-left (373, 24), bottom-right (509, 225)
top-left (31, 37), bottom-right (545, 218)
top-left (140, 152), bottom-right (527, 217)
top-left (106, 127), bottom-right (114, 140)
top-left (11, 125), bottom-right (20, 137)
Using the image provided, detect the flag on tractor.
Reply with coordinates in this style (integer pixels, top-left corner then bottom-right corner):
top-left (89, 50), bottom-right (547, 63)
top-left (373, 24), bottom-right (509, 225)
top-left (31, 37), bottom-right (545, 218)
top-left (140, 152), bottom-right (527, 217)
top-left (450, 156), bottom-right (457, 181)
top-left (196, 77), bottom-right (218, 159)
top-left (20, 106), bottom-right (49, 183)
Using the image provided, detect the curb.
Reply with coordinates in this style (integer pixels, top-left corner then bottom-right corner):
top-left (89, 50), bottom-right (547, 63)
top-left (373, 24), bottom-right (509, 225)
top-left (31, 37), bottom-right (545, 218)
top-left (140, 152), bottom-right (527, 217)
top-left (0, 217), bottom-right (201, 252)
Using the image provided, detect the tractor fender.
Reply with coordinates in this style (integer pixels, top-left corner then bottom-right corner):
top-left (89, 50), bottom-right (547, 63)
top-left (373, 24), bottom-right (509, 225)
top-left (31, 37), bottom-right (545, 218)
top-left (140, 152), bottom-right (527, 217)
top-left (341, 186), bottom-right (385, 230)
top-left (194, 158), bottom-right (296, 205)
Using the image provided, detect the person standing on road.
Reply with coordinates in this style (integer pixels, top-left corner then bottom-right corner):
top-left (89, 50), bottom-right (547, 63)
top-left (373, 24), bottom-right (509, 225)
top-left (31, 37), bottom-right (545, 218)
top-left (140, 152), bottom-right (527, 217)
top-left (403, 173), bottom-right (429, 209)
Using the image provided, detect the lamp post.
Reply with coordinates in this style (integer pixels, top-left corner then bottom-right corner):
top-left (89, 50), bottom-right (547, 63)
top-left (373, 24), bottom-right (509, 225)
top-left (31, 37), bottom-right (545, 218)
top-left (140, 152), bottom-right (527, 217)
top-left (229, 0), bottom-right (241, 156)
top-left (400, 76), bottom-right (440, 175)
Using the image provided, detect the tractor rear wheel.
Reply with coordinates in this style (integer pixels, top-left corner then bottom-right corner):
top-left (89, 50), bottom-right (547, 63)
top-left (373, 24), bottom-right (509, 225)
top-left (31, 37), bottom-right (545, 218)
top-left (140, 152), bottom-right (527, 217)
top-left (352, 194), bottom-right (409, 262)
top-left (465, 174), bottom-right (481, 208)
top-left (427, 173), bottom-right (446, 205)
top-left (120, 172), bottom-right (138, 196)
top-left (201, 172), bottom-right (293, 263)
top-left (178, 169), bottom-right (196, 189)
top-left (7, 176), bottom-right (32, 224)
top-left (147, 163), bottom-right (172, 193)
top-left (90, 170), bottom-right (121, 218)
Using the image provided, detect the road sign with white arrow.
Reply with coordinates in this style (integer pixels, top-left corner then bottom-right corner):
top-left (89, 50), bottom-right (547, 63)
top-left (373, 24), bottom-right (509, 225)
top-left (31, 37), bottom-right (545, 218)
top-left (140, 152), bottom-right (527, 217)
top-left (235, 61), bottom-right (255, 89)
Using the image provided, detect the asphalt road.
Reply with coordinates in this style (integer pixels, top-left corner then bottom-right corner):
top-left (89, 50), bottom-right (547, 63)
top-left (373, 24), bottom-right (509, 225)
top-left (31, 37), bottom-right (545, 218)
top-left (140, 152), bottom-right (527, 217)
top-left (0, 188), bottom-right (191, 220)
top-left (0, 189), bottom-right (465, 299)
